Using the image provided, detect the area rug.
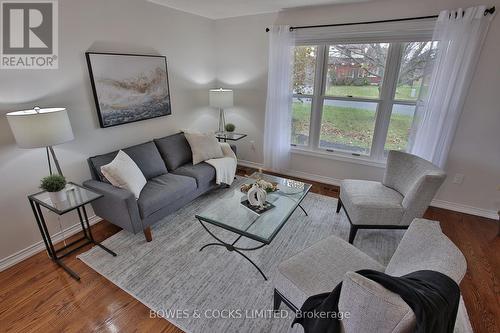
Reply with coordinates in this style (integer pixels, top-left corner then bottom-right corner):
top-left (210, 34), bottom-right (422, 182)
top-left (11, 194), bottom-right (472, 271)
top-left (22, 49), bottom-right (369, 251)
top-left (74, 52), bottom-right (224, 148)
top-left (78, 178), bottom-right (472, 333)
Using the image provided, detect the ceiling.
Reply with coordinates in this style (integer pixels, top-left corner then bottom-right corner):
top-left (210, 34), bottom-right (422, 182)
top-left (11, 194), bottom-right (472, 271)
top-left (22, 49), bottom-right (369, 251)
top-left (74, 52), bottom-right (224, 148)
top-left (148, 0), bottom-right (372, 20)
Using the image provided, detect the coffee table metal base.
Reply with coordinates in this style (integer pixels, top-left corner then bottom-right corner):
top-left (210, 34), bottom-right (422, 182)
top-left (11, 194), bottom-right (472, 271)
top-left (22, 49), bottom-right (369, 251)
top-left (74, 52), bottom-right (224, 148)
top-left (198, 219), bottom-right (268, 280)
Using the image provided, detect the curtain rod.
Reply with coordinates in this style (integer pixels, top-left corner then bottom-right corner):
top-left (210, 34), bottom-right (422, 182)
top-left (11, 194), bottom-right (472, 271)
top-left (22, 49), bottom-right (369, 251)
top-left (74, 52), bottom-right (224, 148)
top-left (265, 6), bottom-right (495, 32)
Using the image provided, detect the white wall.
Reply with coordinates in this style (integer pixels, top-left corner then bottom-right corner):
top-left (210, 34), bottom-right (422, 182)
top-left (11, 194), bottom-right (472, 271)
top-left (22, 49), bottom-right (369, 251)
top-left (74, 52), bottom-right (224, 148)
top-left (215, 0), bottom-right (500, 218)
top-left (0, 0), bottom-right (217, 261)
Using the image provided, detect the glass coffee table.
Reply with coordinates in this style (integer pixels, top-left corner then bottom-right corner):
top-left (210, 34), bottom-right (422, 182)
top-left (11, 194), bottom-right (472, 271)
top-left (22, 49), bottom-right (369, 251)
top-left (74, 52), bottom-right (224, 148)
top-left (195, 173), bottom-right (311, 280)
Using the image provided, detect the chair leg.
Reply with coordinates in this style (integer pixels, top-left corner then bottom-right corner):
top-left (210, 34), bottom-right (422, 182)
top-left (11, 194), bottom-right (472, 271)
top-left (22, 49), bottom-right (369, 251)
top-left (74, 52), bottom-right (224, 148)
top-left (336, 199), bottom-right (342, 213)
top-left (143, 226), bottom-right (152, 242)
top-left (273, 289), bottom-right (282, 311)
top-left (348, 225), bottom-right (358, 244)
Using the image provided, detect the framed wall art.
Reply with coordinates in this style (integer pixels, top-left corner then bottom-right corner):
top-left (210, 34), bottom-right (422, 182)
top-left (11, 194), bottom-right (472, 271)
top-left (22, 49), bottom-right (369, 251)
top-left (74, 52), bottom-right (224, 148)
top-left (86, 52), bottom-right (172, 128)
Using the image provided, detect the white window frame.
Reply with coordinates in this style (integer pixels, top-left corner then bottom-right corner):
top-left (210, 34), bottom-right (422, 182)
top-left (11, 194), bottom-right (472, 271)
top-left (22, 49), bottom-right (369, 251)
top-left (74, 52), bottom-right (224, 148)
top-left (291, 39), bottom-right (429, 164)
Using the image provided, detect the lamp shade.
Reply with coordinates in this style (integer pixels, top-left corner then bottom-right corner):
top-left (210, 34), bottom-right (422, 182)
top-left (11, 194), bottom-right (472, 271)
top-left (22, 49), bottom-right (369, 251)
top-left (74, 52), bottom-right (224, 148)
top-left (6, 107), bottom-right (74, 148)
top-left (209, 88), bottom-right (233, 108)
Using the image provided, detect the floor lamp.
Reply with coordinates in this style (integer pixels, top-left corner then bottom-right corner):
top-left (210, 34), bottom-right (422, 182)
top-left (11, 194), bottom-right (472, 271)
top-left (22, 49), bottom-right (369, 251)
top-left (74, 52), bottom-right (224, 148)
top-left (6, 107), bottom-right (74, 176)
top-left (209, 88), bottom-right (233, 133)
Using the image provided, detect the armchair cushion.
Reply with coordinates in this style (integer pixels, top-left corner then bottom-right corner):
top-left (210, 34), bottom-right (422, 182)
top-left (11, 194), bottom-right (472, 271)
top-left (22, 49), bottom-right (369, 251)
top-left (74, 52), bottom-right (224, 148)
top-left (340, 180), bottom-right (404, 226)
top-left (275, 234), bottom-right (384, 308)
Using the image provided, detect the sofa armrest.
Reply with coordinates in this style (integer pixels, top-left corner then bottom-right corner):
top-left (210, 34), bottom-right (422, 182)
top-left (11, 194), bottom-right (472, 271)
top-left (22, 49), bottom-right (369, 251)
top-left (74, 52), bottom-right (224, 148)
top-left (229, 144), bottom-right (237, 157)
top-left (220, 142), bottom-right (237, 160)
top-left (83, 179), bottom-right (143, 234)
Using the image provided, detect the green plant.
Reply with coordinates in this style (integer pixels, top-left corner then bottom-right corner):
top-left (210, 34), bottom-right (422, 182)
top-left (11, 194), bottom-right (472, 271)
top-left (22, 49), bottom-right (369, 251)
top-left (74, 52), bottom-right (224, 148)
top-left (225, 123), bottom-right (236, 132)
top-left (40, 174), bottom-right (66, 192)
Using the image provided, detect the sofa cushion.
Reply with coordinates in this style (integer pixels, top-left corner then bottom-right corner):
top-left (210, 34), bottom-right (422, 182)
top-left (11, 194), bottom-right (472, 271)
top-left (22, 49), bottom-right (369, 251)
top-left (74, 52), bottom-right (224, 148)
top-left (385, 219), bottom-right (467, 284)
top-left (339, 271), bottom-right (415, 333)
top-left (89, 141), bottom-right (167, 181)
top-left (154, 133), bottom-right (193, 171)
top-left (171, 162), bottom-right (216, 187)
top-left (138, 173), bottom-right (197, 218)
top-left (275, 234), bottom-right (385, 308)
top-left (340, 179), bottom-right (404, 226)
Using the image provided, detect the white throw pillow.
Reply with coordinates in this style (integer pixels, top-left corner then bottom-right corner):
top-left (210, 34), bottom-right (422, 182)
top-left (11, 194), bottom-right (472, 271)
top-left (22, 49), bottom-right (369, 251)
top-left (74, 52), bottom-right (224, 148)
top-left (100, 150), bottom-right (147, 199)
top-left (184, 131), bottom-right (223, 165)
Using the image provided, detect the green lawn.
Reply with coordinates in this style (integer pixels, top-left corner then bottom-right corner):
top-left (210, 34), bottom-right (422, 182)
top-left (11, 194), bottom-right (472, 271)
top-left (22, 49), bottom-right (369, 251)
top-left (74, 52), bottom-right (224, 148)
top-left (292, 101), bottom-right (413, 151)
top-left (325, 84), bottom-right (420, 100)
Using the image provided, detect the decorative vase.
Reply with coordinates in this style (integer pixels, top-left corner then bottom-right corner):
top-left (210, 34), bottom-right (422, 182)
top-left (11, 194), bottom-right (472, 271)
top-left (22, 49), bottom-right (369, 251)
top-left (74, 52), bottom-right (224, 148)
top-left (49, 190), bottom-right (67, 203)
top-left (247, 184), bottom-right (267, 209)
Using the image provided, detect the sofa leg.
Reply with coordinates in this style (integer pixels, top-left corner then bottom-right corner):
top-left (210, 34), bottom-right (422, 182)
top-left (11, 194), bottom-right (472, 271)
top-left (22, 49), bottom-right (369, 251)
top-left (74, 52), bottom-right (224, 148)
top-left (143, 226), bottom-right (152, 242)
top-left (273, 289), bottom-right (282, 311)
top-left (348, 225), bottom-right (358, 244)
top-left (336, 199), bottom-right (342, 213)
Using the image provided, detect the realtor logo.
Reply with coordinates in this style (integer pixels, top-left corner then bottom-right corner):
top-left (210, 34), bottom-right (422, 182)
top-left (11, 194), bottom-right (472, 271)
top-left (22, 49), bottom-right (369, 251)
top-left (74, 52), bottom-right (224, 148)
top-left (1, 0), bottom-right (58, 69)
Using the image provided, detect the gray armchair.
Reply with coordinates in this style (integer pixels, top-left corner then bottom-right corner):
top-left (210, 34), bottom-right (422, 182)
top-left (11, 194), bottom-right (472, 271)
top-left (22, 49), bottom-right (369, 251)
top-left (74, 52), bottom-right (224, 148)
top-left (337, 150), bottom-right (446, 243)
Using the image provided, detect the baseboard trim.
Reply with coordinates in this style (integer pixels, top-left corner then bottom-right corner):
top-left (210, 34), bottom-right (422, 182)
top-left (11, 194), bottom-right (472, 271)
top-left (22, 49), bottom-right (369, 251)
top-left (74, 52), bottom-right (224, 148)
top-left (238, 160), bottom-right (498, 220)
top-left (0, 215), bottom-right (102, 272)
top-left (430, 200), bottom-right (498, 220)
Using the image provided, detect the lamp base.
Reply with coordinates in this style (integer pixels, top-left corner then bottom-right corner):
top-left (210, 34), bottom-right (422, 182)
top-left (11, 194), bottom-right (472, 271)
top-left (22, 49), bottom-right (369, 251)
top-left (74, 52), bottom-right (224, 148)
top-left (218, 108), bottom-right (226, 133)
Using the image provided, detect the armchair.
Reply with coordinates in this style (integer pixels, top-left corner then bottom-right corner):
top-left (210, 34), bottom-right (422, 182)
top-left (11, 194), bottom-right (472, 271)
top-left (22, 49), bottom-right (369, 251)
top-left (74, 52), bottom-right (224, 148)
top-left (337, 150), bottom-right (446, 243)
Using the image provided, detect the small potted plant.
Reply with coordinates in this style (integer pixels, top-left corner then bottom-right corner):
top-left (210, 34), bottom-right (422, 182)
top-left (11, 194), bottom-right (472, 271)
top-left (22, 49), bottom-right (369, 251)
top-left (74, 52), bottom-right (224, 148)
top-left (40, 174), bottom-right (67, 203)
top-left (225, 123), bottom-right (236, 132)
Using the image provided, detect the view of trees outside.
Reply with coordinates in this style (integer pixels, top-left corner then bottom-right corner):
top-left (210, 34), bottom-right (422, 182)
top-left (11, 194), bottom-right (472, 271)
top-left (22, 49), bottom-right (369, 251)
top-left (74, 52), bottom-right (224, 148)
top-left (292, 41), bottom-right (435, 153)
top-left (293, 46), bottom-right (317, 95)
top-left (292, 46), bottom-right (317, 145)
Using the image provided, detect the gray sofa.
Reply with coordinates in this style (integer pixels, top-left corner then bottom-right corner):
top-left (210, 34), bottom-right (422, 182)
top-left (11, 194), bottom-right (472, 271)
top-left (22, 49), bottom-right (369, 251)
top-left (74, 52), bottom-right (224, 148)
top-left (84, 132), bottom-right (235, 242)
top-left (274, 218), bottom-right (470, 332)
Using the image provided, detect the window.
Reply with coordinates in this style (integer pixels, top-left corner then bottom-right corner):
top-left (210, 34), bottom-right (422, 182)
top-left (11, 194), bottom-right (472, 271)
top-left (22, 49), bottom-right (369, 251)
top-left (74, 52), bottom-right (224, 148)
top-left (291, 40), bottom-right (435, 162)
top-left (292, 46), bottom-right (317, 146)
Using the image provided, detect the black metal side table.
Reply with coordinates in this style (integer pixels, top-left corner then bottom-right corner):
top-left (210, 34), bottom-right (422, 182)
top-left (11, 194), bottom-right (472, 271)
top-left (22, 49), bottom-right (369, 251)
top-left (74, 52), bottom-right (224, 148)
top-left (215, 131), bottom-right (247, 142)
top-left (28, 182), bottom-right (116, 281)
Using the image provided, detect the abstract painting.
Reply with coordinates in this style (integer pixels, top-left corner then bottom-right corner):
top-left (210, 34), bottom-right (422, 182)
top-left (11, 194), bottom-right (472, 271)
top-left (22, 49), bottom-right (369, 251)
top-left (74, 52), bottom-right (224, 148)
top-left (86, 52), bottom-right (171, 128)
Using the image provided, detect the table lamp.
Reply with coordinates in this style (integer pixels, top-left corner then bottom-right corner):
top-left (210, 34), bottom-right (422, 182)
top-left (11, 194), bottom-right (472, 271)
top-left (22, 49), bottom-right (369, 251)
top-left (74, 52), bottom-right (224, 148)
top-left (209, 88), bottom-right (233, 133)
top-left (6, 107), bottom-right (74, 176)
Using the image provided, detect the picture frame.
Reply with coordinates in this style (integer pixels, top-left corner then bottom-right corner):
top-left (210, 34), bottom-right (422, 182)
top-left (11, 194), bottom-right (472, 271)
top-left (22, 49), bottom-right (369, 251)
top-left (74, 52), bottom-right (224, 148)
top-left (85, 52), bottom-right (172, 128)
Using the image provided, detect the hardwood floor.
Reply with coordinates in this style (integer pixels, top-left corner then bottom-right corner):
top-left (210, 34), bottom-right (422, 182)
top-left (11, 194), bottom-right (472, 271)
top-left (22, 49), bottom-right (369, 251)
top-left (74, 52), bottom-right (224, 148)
top-left (0, 168), bottom-right (498, 333)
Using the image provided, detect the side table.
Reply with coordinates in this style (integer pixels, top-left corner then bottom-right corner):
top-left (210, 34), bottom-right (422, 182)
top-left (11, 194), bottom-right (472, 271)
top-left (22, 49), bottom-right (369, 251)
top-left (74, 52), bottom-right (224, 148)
top-left (28, 182), bottom-right (116, 281)
top-left (215, 131), bottom-right (247, 143)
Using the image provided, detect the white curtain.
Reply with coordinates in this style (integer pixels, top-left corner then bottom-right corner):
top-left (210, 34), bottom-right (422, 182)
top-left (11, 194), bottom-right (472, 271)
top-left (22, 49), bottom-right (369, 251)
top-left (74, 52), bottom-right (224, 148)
top-left (409, 6), bottom-right (494, 168)
top-left (263, 25), bottom-right (295, 171)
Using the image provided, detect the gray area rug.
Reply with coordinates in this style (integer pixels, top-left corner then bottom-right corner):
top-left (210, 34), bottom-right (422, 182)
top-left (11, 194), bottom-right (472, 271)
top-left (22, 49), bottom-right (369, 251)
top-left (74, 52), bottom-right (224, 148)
top-left (78, 178), bottom-right (472, 333)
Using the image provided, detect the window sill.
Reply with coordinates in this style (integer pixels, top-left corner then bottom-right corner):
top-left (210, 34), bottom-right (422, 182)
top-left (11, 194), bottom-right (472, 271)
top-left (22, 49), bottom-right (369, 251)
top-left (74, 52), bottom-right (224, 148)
top-left (291, 147), bottom-right (387, 169)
